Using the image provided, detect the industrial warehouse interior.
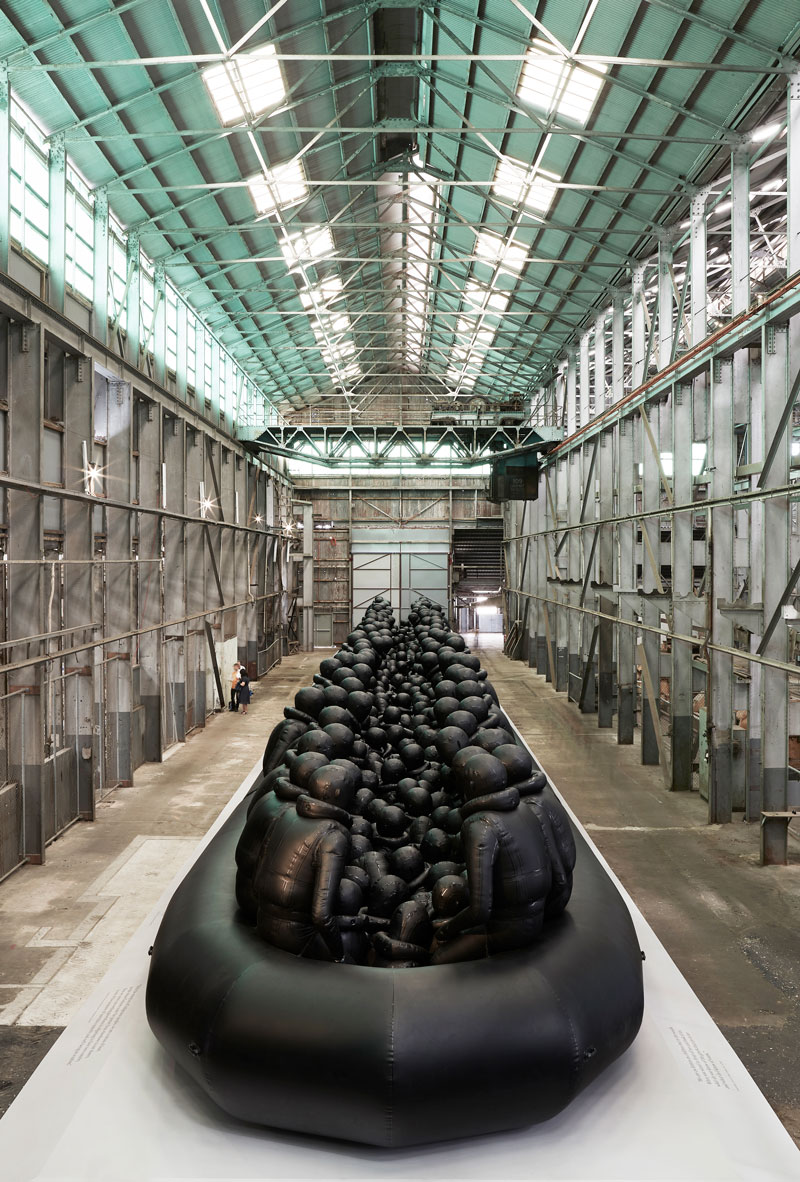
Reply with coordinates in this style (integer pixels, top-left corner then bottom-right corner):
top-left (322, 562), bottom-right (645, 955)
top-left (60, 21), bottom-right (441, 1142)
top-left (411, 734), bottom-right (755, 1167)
top-left (0, 0), bottom-right (799, 1177)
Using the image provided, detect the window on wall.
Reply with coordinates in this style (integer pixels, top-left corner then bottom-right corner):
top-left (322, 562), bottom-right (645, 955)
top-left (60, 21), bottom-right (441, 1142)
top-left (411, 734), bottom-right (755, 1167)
top-left (65, 167), bottom-right (94, 301)
top-left (217, 349), bottom-right (225, 414)
top-left (186, 307), bottom-right (197, 388)
top-left (9, 105), bottom-right (49, 264)
top-left (203, 332), bottom-right (212, 403)
top-left (166, 285), bottom-right (178, 372)
top-left (140, 257), bottom-right (155, 352)
top-left (232, 374), bottom-right (245, 424)
top-left (109, 219), bottom-right (128, 326)
top-left (3, 87), bottom-right (286, 434)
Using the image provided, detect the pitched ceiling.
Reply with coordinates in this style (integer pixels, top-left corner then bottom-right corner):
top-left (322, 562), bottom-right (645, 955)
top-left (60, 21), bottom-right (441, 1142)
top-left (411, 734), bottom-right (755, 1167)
top-left (1, 0), bottom-right (799, 423)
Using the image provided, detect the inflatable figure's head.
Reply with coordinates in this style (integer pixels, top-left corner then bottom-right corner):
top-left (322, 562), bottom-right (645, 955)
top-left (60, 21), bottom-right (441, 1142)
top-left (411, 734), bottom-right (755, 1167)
top-left (368, 873), bottom-right (410, 917)
top-left (306, 763), bottom-right (358, 811)
top-left (420, 826), bottom-right (451, 864)
top-left (337, 876), bottom-right (364, 915)
top-left (452, 751), bottom-right (509, 801)
top-left (432, 873), bottom-right (469, 917)
top-left (295, 729), bottom-right (336, 758)
top-left (492, 743), bottom-right (533, 785)
top-left (375, 803), bottom-right (407, 838)
top-left (388, 844), bottom-right (424, 883)
top-left (290, 751), bottom-right (330, 789)
top-left (295, 686), bottom-right (326, 718)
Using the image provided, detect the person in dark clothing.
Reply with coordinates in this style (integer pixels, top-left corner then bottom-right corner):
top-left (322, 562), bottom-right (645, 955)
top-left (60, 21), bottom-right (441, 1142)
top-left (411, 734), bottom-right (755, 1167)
top-left (237, 667), bottom-right (251, 715)
top-left (229, 662), bottom-right (241, 711)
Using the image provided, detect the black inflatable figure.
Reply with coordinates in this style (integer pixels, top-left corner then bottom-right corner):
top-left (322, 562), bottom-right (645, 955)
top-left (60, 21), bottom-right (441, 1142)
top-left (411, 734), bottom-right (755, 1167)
top-left (431, 752), bottom-right (552, 964)
top-left (372, 893), bottom-right (433, 967)
top-left (145, 594), bottom-right (644, 1148)
top-left (252, 765), bottom-right (355, 962)
top-left (234, 778), bottom-right (302, 920)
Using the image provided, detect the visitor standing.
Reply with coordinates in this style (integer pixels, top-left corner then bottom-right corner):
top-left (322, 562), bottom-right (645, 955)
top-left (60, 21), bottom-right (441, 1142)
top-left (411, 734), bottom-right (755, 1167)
top-left (229, 662), bottom-right (241, 712)
top-left (238, 666), bottom-right (252, 715)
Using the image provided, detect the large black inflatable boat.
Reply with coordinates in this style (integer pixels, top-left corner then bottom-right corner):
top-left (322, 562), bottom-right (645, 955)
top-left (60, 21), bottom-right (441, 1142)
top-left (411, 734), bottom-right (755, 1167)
top-left (146, 599), bottom-right (644, 1148)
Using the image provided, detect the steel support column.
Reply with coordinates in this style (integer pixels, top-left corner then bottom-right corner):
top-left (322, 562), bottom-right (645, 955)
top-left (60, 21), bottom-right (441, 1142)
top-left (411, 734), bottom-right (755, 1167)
top-left (7, 322), bottom-right (45, 860)
top-left (632, 265), bottom-right (647, 389)
top-left (537, 473), bottom-right (552, 679)
top-left (658, 234), bottom-right (675, 371)
top-left (747, 357), bottom-right (764, 819)
top-left (554, 457), bottom-right (569, 691)
top-left (535, 477), bottom-right (549, 677)
top-left (187, 431), bottom-right (209, 730)
top-left (612, 297), bottom-right (624, 405)
top-left (759, 319), bottom-right (791, 845)
top-left (617, 417), bottom-right (636, 743)
top-left (63, 353), bottom-right (96, 812)
top-left (594, 312), bottom-right (606, 413)
top-left (92, 189), bottom-right (108, 347)
top-left (708, 360), bottom-right (735, 821)
top-left (566, 350), bottom-right (577, 438)
top-left (597, 429), bottom-right (614, 727)
top-left (299, 501), bottom-right (314, 651)
top-left (671, 382), bottom-right (694, 788)
top-left (567, 449), bottom-right (581, 701)
top-left (47, 133), bottom-right (67, 315)
top-left (162, 414), bottom-right (186, 745)
top-left (578, 434), bottom-right (597, 711)
top-left (137, 397), bottom-right (163, 760)
top-left (105, 378), bottom-right (133, 786)
top-left (579, 331), bottom-right (591, 430)
top-left (0, 65), bottom-right (9, 275)
top-left (640, 403), bottom-right (662, 766)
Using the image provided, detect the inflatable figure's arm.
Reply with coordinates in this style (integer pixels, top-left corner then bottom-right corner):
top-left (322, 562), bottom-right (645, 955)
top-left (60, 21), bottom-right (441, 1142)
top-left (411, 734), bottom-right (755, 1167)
top-left (311, 829), bottom-right (349, 961)
top-left (337, 913), bottom-right (366, 930)
top-left (358, 912), bottom-right (391, 931)
top-left (435, 819), bottom-right (496, 941)
top-left (261, 718), bottom-right (309, 776)
top-left (546, 798), bottom-right (577, 874)
top-left (372, 931), bottom-right (428, 961)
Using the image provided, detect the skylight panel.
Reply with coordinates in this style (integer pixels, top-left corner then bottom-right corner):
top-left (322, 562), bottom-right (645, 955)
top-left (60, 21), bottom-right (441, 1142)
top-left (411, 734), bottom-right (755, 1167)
top-left (203, 45), bottom-right (285, 125)
top-left (493, 157), bottom-right (559, 214)
top-left (280, 225), bottom-right (335, 269)
top-left (474, 231), bottom-right (528, 278)
top-left (463, 281), bottom-right (509, 317)
top-left (518, 42), bottom-right (606, 124)
top-left (403, 176), bottom-right (439, 368)
top-left (247, 159), bottom-right (308, 215)
top-left (299, 277), bottom-right (360, 387)
top-left (300, 278), bottom-right (343, 310)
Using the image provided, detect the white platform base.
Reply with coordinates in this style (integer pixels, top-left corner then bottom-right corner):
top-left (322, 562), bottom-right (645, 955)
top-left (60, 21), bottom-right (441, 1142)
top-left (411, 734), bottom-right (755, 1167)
top-left (1, 753), bottom-right (798, 1181)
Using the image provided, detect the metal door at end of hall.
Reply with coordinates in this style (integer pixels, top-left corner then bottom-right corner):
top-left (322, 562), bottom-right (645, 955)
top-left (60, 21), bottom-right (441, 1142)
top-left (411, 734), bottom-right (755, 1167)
top-left (351, 528), bottom-right (450, 626)
top-left (400, 547), bottom-right (449, 619)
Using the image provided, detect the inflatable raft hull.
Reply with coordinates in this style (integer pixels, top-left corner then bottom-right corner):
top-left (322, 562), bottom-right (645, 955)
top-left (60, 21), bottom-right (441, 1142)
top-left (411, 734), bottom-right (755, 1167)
top-left (146, 784), bottom-right (643, 1148)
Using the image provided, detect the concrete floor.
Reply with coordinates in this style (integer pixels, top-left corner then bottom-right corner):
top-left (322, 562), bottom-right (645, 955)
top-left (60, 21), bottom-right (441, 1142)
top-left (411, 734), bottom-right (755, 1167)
top-left (1, 644), bottom-right (799, 1153)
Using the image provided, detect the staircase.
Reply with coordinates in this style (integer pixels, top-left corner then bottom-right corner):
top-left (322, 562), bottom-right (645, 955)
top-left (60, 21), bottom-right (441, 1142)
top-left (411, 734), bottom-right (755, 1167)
top-left (452, 528), bottom-right (504, 595)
